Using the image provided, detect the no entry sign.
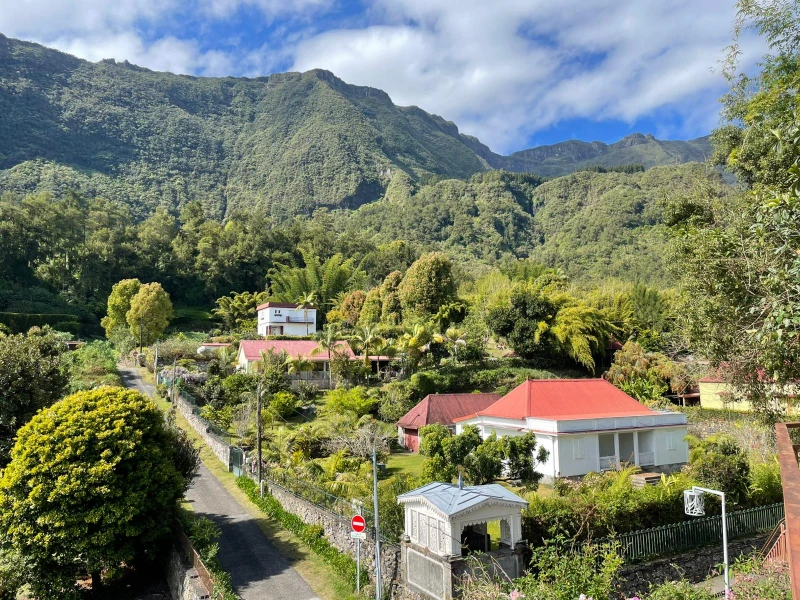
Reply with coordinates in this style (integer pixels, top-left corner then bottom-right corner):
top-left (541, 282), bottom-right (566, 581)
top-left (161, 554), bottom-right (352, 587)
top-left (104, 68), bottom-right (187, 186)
top-left (351, 515), bottom-right (366, 533)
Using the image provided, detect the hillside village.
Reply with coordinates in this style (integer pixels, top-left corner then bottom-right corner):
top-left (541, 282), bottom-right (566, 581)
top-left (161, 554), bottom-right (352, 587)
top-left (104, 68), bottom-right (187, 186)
top-left (1, 0), bottom-right (800, 599)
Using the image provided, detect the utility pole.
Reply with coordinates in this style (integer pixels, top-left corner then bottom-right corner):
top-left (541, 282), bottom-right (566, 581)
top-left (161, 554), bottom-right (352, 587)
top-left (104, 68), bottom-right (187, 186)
top-left (256, 381), bottom-right (263, 489)
top-left (153, 340), bottom-right (159, 378)
top-left (170, 358), bottom-right (177, 403)
top-left (139, 316), bottom-right (143, 355)
top-left (372, 448), bottom-right (382, 600)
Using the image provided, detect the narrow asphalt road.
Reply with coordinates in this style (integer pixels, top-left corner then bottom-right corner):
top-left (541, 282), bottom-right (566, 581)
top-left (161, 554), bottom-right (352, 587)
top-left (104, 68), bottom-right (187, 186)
top-left (118, 365), bottom-right (320, 600)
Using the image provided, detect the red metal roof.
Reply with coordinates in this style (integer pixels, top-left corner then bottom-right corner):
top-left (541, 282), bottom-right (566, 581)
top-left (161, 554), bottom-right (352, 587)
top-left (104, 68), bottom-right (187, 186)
top-left (397, 393), bottom-right (502, 429)
top-left (239, 339), bottom-right (355, 361)
top-left (256, 302), bottom-right (300, 310)
top-left (199, 342), bottom-right (232, 347)
top-left (455, 379), bottom-right (656, 422)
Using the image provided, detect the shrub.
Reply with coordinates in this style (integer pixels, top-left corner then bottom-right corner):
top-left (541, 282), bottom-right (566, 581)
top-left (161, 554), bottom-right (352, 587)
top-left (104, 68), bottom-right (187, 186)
top-left (66, 340), bottom-right (121, 392)
top-left (270, 391), bottom-right (299, 419)
top-left (687, 433), bottom-right (751, 504)
top-left (323, 386), bottom-right (377, 417)
top-left (749, 457), bottom-right (783, 505)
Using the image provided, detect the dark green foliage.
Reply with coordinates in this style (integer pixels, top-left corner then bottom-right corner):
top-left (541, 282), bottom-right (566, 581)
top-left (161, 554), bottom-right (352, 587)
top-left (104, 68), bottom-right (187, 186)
top-left (398, 252), bottom-right (456, 319)
top-left (0, 327), bottom-right (68, 465)
top-left (236, 476), bottom-right (366, 591)
top-left (0, 312), bottom-right (80, 334)
top-left (687, 434), bottom-right (751, 504)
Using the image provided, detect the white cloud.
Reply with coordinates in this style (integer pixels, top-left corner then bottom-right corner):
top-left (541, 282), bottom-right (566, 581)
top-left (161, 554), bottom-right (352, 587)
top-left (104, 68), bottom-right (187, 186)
top-left (292, 0), bottom-right (764, 152)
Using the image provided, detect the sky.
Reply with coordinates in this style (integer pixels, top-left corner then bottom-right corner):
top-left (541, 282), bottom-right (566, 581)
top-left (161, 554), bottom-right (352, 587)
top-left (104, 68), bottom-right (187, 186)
top-left (0, 0), bottom-right (764, 154)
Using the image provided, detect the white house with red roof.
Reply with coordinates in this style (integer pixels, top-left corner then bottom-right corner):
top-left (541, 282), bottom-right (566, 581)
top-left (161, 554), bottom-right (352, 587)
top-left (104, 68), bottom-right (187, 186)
top-left (257, 302), bottom-right (317, 337)
top-left (237, 339), bottom-right (357, 387)
top-left (454, 379), bottom-right (688, 480)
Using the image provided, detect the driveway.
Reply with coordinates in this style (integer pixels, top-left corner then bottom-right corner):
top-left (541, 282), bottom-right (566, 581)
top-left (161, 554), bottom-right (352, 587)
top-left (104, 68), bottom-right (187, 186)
top-left (118, 365), bottom-right (320, 600)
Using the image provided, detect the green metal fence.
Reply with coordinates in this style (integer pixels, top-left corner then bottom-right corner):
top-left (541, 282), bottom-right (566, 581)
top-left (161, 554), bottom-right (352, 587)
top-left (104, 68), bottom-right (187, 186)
top-left (604, 502), bottom-right (784, 562)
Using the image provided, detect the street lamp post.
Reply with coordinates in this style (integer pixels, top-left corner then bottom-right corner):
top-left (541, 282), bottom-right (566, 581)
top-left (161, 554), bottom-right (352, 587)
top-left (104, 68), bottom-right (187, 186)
top-left (685, 486), bottom-right (729, 596)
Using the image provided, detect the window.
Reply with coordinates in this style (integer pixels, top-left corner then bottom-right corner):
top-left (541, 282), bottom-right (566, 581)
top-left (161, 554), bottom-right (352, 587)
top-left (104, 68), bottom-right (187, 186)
top-left (419, 514), bottom-right (428, 546)
top-left (666, 433), bottom-right (676, 451)
top-left (573, 438), bottom-right (585, 460)
top-left (410, 510), bottom-right (418, 540)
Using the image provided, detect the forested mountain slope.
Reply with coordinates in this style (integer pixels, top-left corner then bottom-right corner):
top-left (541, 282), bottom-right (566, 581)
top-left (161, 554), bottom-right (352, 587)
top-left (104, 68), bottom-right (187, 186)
top-left (0, 34), bottom-right (487, 219)
top-left (343, 163), bottom-right (727, 284)
top-left (1, 34), bottom-right (711, 220)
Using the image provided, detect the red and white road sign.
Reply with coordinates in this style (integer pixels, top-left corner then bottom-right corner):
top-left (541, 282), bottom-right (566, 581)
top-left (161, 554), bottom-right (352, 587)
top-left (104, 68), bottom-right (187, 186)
top-left (351, 515), bottom-right (366, 533)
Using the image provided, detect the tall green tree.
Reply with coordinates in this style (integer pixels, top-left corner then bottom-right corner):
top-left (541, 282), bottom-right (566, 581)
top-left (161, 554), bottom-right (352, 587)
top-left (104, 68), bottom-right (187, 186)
top-left (398, 252), bottom-right (456, 320)
top-left (213, 290), bottom-right (269, 330)
top-left (127, 282), bottom-right (173, 348)
top-left (101, 278), bottom-right (142, 338)
top-left (0, 387), bottom-right (187, 598)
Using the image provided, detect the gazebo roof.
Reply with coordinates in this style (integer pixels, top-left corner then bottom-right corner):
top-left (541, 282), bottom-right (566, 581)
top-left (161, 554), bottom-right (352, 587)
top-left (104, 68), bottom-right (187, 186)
top-left (397, 482), bottom-right (527, 518)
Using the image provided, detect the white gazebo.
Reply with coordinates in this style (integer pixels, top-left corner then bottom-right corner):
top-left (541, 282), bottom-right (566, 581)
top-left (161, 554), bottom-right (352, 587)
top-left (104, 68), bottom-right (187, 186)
top-left (396, 481), bottom-right (528, 600)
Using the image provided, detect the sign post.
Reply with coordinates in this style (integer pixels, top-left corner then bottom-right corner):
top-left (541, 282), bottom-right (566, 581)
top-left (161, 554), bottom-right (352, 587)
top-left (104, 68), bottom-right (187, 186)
top-left (351, 509), bottom-right (366, 592)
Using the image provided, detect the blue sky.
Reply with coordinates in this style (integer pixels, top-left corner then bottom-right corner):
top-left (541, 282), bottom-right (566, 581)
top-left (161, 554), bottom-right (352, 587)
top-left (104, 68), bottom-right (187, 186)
top-left (0, 0), bottom-right (763, 154)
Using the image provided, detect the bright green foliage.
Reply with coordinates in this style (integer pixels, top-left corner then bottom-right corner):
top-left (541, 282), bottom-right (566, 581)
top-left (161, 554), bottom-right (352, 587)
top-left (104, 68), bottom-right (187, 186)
top-left (127, 282), bottom-right (173, 346)
top-left (398, 252), bottom-right (456, 319)
top-left (0, 327), bottom-right (68, 465)
top-left (101, 278), bottom-right (141, 338)
top-left (749, 457), bottom-right (784, 505)
top-left (327, 290), bottom-right (365, 327)
top-left (606, 341), bottom-right (688, 403)
top-left (379, 270), bottom-right (403, 325)
top-left (488, 282), bottom-right (614, 372)
top-left (213, 290), bottom-right (269, 330)
top-left (358, 288), bottom-right (382, 325)
top-left (687, 433), bottom-right (751, 503)
top-left (419, 425), bottom-right (546, 487)
top-left (66, 340), bottom-right (121, 392)
top-left (323, 386), bottom-right (377, 418)
top-left (0, 387), bottom-right (185, 598)
top-left (270, 391), bottom-right (300, 419)
top-left (269, 250), bottom-right (359, 318)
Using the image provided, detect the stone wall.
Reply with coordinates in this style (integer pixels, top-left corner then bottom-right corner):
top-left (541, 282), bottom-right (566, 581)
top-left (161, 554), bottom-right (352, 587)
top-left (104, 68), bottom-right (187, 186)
top-left (265, 480), bottom-right (402, 593)
top-left (166, 543), bottom-right (211, 600)
top-left (175, 394), bottom-right (231, 468)
top-left (615, 533), bottom-right (769, 598)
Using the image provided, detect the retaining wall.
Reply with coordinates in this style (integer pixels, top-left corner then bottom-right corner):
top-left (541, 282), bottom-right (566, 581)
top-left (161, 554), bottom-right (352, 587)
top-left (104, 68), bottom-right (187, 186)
top-left (266, 480), bottom-right (402, 593)
top-left (166, 543), bottom-right (211, 600)
top-left (174, 394), bottom-right (231, 468)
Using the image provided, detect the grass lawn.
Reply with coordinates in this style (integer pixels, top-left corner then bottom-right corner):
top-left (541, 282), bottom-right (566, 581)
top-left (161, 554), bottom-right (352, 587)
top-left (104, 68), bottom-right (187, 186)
top-left (385, 451), bottom-right (426, 479)
top-left (145, 373), bottom-right (361, 600)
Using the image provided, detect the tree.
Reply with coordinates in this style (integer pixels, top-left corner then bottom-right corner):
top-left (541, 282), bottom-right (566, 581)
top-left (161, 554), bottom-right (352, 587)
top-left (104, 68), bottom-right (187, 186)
top-left (434, 326), bottom-right (467, 363)
top-left (397, 324), bottom-right (432, 377)
top-left (101, 278), bottom-right (141, 342)
top-left (358, 288), bottom-right (382, 326)
top-left (296, 291), bottom-right (317, 336)
top-left (398, 252), bottom-right (456, 319)
top-left (213, 290), bottom-right (269, 330)
top-left (0, 387), bottom-right (186, 597)
top-left (0, 328), bottom-right (68, 465)
top-left (127, 282), bottom-right (173, 347)
top-left (379, 270), bottom-right (404, 325)
top-left (323, 386), bottom-right (377, 418)
top-left (310, 325), bottom-right (345, 386)
top-left (327, 290), bottom-right (366, 327)
top-left (686, 433), bottom-right (751, 504)
top-left (606, 341), bottom-right (688, 404)
top-left (351, 324), bottom-right (384, 369)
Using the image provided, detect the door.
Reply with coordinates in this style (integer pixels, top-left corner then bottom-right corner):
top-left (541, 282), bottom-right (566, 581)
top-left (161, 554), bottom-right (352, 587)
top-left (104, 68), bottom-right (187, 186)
top-left (598, 434), bottom-right (616, 470)
top-left (618, 432), bottom-right (635, 465)
top-left (230, 446), bottom-right (245, 476)
top-left (404, 429), bottom-right (419, 452)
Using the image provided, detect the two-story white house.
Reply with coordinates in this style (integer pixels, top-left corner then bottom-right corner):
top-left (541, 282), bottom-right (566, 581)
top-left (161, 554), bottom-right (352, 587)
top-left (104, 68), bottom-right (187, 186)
top-left (454, 378), bottom-right (689, 480)
top-left (256, 302), bottom-right (317, 337)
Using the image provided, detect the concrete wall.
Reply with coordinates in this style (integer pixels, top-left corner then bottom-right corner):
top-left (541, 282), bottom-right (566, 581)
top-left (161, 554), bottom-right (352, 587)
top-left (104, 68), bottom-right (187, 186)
top-left (265, 480), bottom-right (401, 593)
top-left (616, 533), bottom-right (769, 598)
top-left (653, 426), bottom-right (689, 467)
top-left (166, 544), bottom-right (211, 600)
top-left (175, 394), bottom-right (231, 468)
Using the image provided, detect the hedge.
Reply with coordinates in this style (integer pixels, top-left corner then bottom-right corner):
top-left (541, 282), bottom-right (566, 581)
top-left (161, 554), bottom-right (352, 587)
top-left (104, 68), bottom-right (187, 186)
top-left (236, 476), bottom-right (368, 590)
top-left (0, 312), bottom-right (80, 334)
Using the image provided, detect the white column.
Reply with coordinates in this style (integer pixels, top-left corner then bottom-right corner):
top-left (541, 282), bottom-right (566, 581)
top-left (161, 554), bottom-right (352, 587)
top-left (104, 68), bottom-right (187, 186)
top-left (633, 431), bottom-right (640, 467)
top-left (596, 435), bottom-right (601, 472)
top-left (614, 433), bottom-right (620, 468)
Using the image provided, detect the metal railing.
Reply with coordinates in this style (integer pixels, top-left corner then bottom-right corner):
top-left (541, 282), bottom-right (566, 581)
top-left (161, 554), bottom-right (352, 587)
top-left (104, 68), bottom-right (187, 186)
top-left (638, 451), bottom-right (655, 466)
top-left (249, 470), bottom-right (399, 545)
top-left (601, 503), bottom-right (785, 562)
top-left (763, 519), bottom-right (788, 565)
top-left (176, 389), bottom-right (235, 445)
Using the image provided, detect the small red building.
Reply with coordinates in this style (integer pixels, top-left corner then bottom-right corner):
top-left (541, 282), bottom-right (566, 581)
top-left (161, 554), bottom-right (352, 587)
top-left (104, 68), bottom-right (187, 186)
top-left (396, 393), bottom-right (501, 452)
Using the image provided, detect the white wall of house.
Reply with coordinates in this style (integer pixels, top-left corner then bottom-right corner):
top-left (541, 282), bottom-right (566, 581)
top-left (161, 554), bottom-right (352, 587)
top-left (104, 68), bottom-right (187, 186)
top-left (257, 306), bottom-right (317, 337)
top-left (556, 434), bottom-right (601, 478)
top-left (654, 426), bottom-right (689, 467)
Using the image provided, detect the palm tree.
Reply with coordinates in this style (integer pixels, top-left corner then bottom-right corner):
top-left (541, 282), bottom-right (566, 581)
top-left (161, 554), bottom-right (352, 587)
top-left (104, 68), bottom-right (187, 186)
top-left (397, 324), bottom-right (431, 377)
top-left (284, 353), bottom-right (315, 380)
top-left (550, 303), bottom-right (615, 373)
top-left (310, 325), bottom-right (344, 386)
top-left (296, 291), bottom-right (317, 335)
top-left (433, 326), bottom-right (467, 364)
top-left (351, 324), bottom-right (385, 370)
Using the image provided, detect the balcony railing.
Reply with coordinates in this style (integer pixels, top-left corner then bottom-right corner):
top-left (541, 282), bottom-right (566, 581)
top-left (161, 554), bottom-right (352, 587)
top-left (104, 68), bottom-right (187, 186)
top-left (599, 455), bottom-right (617, 471)
top-left (775, 421), bottom-right (800, 598)
top-left (638, 451), bottom-right (655, 466)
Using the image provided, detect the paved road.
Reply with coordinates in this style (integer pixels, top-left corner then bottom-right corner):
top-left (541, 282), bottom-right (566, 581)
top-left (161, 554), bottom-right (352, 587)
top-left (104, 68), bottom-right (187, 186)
top-left (118, 365), bottom-right (320, 600)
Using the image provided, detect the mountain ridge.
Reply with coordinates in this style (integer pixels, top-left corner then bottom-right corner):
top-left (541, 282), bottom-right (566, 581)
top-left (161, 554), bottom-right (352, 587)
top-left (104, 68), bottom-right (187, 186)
top-left (0, 34), bottom-right (710, 218)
